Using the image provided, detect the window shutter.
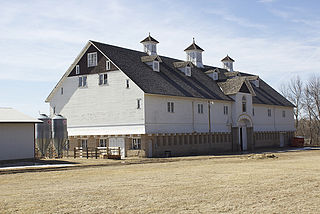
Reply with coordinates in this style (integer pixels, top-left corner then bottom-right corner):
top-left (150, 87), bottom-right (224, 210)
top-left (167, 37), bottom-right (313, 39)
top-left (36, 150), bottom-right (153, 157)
top-left (104, 74), bottom-right (108, 84)
top-left (171, 102), bottom-right (174, 113)
top-left (167, 102), bottom-right (170, 112)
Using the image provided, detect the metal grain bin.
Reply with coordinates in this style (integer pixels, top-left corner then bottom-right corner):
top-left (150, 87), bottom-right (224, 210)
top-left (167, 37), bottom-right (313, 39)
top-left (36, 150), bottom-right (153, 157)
top-left (52, 114), bottom-right (68, 157)
top-left (35, 114), bottom-right (52, 157)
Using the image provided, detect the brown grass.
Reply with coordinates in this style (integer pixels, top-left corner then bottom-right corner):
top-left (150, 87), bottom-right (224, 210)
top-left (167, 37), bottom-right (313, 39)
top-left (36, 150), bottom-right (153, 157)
top-left (1, 150), bottom-right (320, 213)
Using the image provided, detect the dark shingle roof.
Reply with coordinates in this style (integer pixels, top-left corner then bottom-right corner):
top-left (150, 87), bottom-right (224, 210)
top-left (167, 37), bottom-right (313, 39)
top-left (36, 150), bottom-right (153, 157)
top-left (221, 55), bottom-right (235, 62)
top-left (91, 40), bottom-right (231, 101)
top-left (140, 35), bottom-right (159, 43)
top-left (90, 40), bottom-right (294, 107)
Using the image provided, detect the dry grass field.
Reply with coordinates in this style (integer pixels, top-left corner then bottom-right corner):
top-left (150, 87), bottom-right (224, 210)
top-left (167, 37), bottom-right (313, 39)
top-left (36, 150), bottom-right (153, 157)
top-left (1, 150), bottom-right (320, 213)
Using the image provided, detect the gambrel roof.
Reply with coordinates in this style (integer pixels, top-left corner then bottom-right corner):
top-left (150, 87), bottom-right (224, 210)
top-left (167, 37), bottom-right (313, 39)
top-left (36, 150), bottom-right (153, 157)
top-left (46, 40), bottom-right (294, 107)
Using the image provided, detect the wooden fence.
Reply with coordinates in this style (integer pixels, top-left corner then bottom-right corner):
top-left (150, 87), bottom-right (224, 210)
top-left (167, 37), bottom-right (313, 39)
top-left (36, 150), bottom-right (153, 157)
top-left (73, 147), bottom-right (121, 159)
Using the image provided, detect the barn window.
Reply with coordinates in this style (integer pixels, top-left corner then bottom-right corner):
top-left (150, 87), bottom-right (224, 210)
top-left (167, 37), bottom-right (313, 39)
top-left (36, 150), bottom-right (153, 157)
top-left (81, 139), bottom-right (88, 148)
top-left (268, 109), bottom-right (272, 117)
top-left (87, 52), bottom-right (97, 67)
top-left (61, 87), bottom-right (63, 95)
top-left (242, 96), bottom-right (247, 112)
top-left (132, 138), bottom-right (141, 150)
top-left (153, 61), bottom-right (159, 72)
top-left (137, 99), bottom-right (142, 109)
top-left (282, 110), bottom-right (286, 118)
top-left (252, 108), bottom-right (255, 116)
top-left (78, 76), bottom-right (87, 87)
top-left (224, 106), bottom-right (228, 115)
top-left (99, 73), bottom-right (108, 85)
top-left (76, 65), bottom-right (80, 74)
top-left (185, 66), bottom-right (191, 76)
top-left (106, 60), bottom-right (111, 70)
top-left (198, 104), bottom-right (203, 114)
top-left (126, 79), bottom-right (130, 88)
top-left (99, 139), bottom-right (107, 147)
top-left (167, 102), bottom-right (174, 113)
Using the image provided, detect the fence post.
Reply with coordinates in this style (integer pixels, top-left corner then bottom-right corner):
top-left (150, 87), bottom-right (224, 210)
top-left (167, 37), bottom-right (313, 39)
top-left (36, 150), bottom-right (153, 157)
top-left (118, 147), bottom-right (121, 156)
top-left (74, 147), bottom-right (76, 159)
top-left (86, 147), bottom-right (89, 159)
top-left (95, 148), bottom-right (98, 159)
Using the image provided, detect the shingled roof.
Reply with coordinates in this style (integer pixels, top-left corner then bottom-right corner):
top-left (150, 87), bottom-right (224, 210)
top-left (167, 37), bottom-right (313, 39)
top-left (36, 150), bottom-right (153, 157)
top-left (91, 40), bottom-right (230, 101)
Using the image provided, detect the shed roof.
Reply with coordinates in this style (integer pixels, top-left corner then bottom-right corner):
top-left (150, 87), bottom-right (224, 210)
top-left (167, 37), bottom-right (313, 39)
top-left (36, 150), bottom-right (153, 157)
top-left (0, 108), bottom-right (41, 123)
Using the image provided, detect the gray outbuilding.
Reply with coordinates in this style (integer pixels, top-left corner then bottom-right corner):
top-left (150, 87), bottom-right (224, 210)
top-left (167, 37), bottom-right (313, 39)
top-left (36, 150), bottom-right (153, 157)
top-left (0, 108), bottom-right (41, 161)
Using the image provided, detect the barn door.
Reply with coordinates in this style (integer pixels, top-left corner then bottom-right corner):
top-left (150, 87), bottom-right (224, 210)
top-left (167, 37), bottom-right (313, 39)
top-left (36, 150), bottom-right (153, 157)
top-left (109, 137), bottom-right (125, 159)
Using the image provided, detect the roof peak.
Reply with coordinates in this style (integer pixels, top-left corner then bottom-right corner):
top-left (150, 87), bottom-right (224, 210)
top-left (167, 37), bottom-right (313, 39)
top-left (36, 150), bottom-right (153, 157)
top-left (184, 38), bottom-right (204, 52)
top-left (221, 55), bottom-right (235, 62)
top-left (140, 33), bottom-right (159, 44)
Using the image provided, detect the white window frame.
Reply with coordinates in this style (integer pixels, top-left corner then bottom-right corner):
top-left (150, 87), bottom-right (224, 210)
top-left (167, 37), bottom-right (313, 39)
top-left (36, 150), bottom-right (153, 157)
top-left (99, 139), bottom-right (107, 147)
top-left (153, 61), bottom-right (160, 72)
top-left (78, 76), bottom-right (87, 88)
top-left (167, 102), bottom-right (174, 113)
top-left (137, 99), bottom-right (142, 109)
top-left (131, 138), bottom-right (141, 150)
top-left (185, 66), bottom-right (191, 76)
top-left (87, 52), bottom-right (97, 67)
top-left (224, 106), bottom-right (228, 115)
top-left (76, 65), bottom-right (80, 74)
top-left (198, 103), bottom-right (203, 114)
top-left (99, 73), bottom-right (108, 85)
top-left (106, 60), bottom-right (111, 70)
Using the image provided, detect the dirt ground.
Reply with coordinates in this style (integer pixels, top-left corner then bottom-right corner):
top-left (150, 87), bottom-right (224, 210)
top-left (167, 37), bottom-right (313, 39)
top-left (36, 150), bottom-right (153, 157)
top-left (1, 150), bottom-right (320, 213)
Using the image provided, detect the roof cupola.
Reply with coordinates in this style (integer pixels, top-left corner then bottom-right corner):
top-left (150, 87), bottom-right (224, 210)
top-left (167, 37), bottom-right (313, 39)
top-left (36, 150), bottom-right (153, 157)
top-left (184, 38), bottom-right (204, 68)
top-left (140, 33), bottom-right (159, 56)
top-left (221, 55), bottom-right (235, 72)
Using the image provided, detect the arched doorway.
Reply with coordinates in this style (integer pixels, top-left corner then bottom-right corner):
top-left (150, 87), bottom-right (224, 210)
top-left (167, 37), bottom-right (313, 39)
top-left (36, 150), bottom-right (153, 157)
top-left (237, 115), bottom-right (253, 151)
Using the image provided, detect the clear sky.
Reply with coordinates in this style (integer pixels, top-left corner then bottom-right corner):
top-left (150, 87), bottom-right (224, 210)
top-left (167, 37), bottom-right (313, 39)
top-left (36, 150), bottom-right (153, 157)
top-left (0, 0), bottom-right (319, 117)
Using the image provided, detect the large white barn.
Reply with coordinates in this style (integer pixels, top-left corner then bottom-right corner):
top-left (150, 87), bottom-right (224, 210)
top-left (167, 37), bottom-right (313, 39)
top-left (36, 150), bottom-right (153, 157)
top-left (46, 35), bottom-right (295, 157)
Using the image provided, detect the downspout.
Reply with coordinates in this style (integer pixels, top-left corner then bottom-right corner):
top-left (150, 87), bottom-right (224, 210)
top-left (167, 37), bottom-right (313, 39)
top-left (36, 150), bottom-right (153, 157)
top-left (208, 101), bottom-right (211, 133)
top-left (192, 101), bottom-right (195, 132)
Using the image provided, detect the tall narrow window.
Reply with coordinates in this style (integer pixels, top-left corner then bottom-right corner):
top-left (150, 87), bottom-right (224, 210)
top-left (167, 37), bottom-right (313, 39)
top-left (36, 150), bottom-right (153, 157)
top-left (76, 65), bottom-right (80, 74)
top-left (81, 139), bottom-right (88, 148)
top-left (106, 60), bottom-right (111, 70)
top-left (242, 96), bottom-right (247, 113)
top-left (61, 87), bottom-right (63, 95)
top-left (137, 99), bottom-right (142, 109)
top-left (282, 110), bottom-right (286, 118)
top-left (87, 52), bottom-right (97, 67)
top-left (167, 102), bottom-right (174, 113)
top-left (99, 139), bottom-right (107, 147)
top-left (126, 79), bottom-right (130, 88)
top-left (224, 106), bottom-right (228, 115)
top-left (99, 73), bottom-right (108, 85)
top-left (153, 61), bottom-right (159, 72)
top-left (132, 138), bottom-right (141, 150)
top-left (252, 108), bottom-right (255, 116)
top-left (198, 104), bottom-right (203, 114)
top-left (268, 109), bottom-right (272, 117)
top-left (185, 66), bottom-right (191, 76)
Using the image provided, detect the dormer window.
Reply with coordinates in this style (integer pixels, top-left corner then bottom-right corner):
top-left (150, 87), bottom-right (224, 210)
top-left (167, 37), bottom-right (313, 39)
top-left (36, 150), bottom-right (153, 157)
top-left (76, 65), bottom-right (80, 74)
top-left (213, 72), bottom-right (218, 80)
top-left (185, 66), bottom-right (191, 76)
top-left (106, 60), bottom-right (111, 70)
top-left (153, 61), bottom-right (159, 72)
top-left (87, 52), bottom-right (97, 67)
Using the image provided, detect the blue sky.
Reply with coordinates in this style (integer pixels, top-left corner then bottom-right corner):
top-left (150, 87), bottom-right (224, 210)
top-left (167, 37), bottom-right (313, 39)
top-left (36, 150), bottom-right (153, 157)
top-left (0, 0), bottom-right (319, 117)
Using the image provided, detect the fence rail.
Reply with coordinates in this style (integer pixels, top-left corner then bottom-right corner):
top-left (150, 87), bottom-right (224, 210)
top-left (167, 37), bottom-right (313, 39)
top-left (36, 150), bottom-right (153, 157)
top-left (73, 147), bottom-right (121, 159)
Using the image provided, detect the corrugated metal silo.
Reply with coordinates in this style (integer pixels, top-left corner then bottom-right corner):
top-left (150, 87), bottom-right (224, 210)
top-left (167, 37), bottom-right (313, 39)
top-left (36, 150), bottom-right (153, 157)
top-left (35, 114), bottom-right (52, 157)
top-left (52, 114), bottom-right (68, 157)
